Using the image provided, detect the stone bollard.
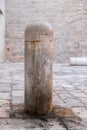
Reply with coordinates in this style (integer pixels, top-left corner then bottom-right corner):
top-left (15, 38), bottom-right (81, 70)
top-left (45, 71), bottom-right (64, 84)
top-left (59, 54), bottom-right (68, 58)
top-left (25, 22), bottom-right (53, 115)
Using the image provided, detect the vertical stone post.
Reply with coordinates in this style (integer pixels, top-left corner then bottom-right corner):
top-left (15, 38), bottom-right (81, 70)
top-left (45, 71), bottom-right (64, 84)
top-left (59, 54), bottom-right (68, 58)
top-left (25, 22), bottom-right (53, 115)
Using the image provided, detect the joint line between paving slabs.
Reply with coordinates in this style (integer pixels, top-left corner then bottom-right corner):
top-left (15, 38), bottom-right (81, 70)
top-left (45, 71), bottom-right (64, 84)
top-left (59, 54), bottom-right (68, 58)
top-left (9, 71), bottom-right (14, 116)
top-left (57, 118), bottom-right (69, 130)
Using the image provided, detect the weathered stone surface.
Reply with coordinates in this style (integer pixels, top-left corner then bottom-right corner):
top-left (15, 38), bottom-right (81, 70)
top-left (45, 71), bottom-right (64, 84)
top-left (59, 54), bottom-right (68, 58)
top-left (70, 57), bottom-right (87, 66)
top-left (25, 22), bottom-right (53, 115)
top-left (0, 119), bottom-right (65, 130)
top-left (0, 0), bottom-right (5, 62)
top-left (12, 90), bottom-right (24, 97)
top-left (72, 107), bottom-right (87, 119)
top-left (0, 100), bottom-right (10, 118)
top-left (0, 92), bottom-right (10, 100)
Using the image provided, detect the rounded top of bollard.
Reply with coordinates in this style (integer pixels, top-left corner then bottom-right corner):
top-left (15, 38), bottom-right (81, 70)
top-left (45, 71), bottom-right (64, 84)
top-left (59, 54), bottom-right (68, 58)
top-left (25, 21), bottom-right (53, 41)
top-left (25, 21), bottom-right (53, 33)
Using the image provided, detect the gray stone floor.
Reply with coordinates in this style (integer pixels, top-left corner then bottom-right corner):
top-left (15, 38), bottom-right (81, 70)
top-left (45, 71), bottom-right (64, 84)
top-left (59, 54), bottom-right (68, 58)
top-left (0, 63), bottom-right (87, 129)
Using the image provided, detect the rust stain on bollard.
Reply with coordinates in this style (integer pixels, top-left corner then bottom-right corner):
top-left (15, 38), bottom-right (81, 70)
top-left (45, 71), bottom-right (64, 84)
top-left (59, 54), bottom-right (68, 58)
top-left (26, 40), bottom-right (44, 43)
top-left (25, 22), bottom-right (53, 115)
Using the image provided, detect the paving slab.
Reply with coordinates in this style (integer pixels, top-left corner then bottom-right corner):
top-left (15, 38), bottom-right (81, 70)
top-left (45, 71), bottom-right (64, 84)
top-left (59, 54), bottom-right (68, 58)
top-left (0, 119), bottom-right (65, 130)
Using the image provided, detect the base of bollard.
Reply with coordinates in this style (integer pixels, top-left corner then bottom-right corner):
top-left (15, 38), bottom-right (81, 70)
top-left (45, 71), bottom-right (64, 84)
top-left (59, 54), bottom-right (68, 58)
top-left (24, 105), bottom-right (53, 116)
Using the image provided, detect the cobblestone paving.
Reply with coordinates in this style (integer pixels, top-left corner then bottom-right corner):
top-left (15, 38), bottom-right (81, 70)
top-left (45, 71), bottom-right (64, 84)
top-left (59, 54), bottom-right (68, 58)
top-left (0, 63), bottom-right (87, 129)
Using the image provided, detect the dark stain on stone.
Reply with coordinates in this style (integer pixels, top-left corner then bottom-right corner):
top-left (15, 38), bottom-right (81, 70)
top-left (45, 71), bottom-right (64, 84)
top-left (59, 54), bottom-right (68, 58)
top-left (53, 105), bottom-right (75, 118)
top-left (10, 105), bottom-right (83, 130)
top-left (7, 47), bottom-right (10, 51)
top-left (0, 9), bottom-right (3, 15)
top-left (26, 40), bottom-right (44, 43)
top-left (11, 104), bottom-right (80, 120)
top-left (8, 104), bottom-right (83, 129)
top-left (44, 34), bottom-right (49, 36)
top-left (41, 34), bottom-right (50, 36)
top-left (50, 40), bottom-right (53, 42)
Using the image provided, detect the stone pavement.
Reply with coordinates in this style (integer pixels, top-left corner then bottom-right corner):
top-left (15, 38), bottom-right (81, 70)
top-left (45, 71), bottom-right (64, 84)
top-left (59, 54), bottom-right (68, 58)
top-left (0, 63), bottom-right (87, 129)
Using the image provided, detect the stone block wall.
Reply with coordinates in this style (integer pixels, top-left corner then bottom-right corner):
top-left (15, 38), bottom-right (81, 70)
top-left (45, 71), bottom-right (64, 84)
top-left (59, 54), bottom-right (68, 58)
top-left (0, 0), bottom-right (5, 62)
top-left (5, 0), bottom-right (87, 63)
